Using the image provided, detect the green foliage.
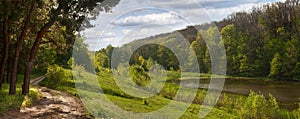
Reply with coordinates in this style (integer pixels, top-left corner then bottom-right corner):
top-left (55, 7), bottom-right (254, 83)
top-left (0, 93), bottom-right (24, 115)
top-left (40, 65), bottom-right (76, 95)
top-left (95, 51), bottom-right (110, 69)
top-left (239, 92), bottom-right (279, 118)
top-left (138, 56), bottom-right (145, 66)
top-left (190, 39), bottom-right (208, 73)
top-left (39, 66), bottom-right (300, 118)
top-left (145, 57), bottom-right (156, 71)
top-left (21, 88), bottom-right (42, 108)
top-left (32, 0), bottom-right (300, 117)
top-left (269, 53), bottom-right (286, 80)
top-left (166, 70), bottom-right (181, 82)
top-left (129, 65), bottom-right (150, 87)
top-left (104, 0), bottom-right (300, 79)
top-left (67, 57), bottom-right (74, 69)
top-left (221, 24), bottom-right (242, 75)
top-left (293, 63), bottom-right (300, 80)
top-left (128, 44), bottom-right (179, 71)
top-left (160, 83), bottom-right (179, 99)
top-left (47, 65), bottom-right (72, 82)
top-left (291, 104), bottom-right (300, 118)
top-left (0, 78), bottom-right (40, 115)
top-left (217, 91), bottom-right (300, 119)
top-left (268, 38), bottom-right (299, 80)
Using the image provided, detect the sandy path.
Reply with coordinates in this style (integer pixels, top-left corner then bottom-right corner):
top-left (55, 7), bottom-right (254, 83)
top-left (2, 76), bottom-right (91, 119)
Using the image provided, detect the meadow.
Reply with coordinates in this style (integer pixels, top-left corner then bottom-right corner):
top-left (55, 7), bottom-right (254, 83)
top-left (39, 65), bottom-right (300, 119)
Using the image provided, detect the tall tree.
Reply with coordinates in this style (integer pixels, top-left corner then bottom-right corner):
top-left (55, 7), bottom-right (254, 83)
top-left (0, 0), bottom-right (9, 91)
top-left (221, 24), bottom-right (241, 75)
top-left (269, 53), bottom-right (286, 80)
top-left (9, 0), bottom-right (35, 94)
top-left (190, 36), bottom-right (208, 73)
top-left (0, 0), bottom-right (121, 94)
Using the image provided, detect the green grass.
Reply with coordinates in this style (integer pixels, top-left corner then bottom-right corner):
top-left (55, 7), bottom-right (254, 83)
top-left (0, 74), bottom-right (42, 115)
top-left (40, 66), bottom-right (235, 118)
top-left (39, 65), bottom-right (300, 118)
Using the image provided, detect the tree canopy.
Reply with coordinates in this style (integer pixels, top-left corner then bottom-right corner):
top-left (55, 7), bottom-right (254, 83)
top-left (0, 0), bottom-right (120, 94)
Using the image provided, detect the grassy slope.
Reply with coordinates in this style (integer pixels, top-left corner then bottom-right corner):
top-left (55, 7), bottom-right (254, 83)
top-left (40, 67), bottom-right (300, 118)
top-left (40, 68), bottom-right (237, 118)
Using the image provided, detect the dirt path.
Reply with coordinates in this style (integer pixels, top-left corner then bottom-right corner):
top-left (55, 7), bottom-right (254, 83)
top-left (30, 75), bottom-right (47, 86)
top-left (2, 75), bottom-right (91, 119)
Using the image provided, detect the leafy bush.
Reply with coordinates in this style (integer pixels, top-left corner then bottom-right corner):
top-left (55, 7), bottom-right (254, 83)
top-left (293, 63), bottom-right (300, 80)
top-left (289, 104), bottom-right (300, 119)
top-left (47, 65), bottom-right (72, 82)
top-left (166, 70), bottom-right (180, 82)
top-left (40, 65), bottom-right (76, 95)
top-left (129, 65), bottom-right (150, 87)
top-left (160, 83), bottom-right (179, 99)
top-left (239, 92), bottom-right (277, 118)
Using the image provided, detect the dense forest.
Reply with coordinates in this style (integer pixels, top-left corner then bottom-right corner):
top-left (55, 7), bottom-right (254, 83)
top-left (0, 0), bottom-right (120, 95)
top-left (95, 0), bottom-right (300, 81)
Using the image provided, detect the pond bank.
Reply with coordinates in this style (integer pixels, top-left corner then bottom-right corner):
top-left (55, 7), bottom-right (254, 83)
top-left (175, 77), bottom-right (300, 110)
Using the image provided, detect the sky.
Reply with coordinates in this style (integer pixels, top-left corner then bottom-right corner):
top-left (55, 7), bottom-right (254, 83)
top-left (81, 0), bottom-right (284, 51)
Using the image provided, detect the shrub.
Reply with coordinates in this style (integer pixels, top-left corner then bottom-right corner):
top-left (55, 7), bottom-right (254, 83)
top-left (166, 70), bottom-right (180, 82)
top-left (293, 63), bottom-right (300, 80)
top-left (47, 65), bottom-right (72, 82)
top-left (129, 65), bottom-right (150, 87)
top-left (291, 104), bottom-right (300, 119)
top-left (239, 91), bottom-right (280, 119)
top-left (0, 86), bottom-right (40, 115)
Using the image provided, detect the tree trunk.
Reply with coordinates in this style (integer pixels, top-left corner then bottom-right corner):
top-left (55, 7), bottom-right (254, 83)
top-left (22, 63), bottom-right (32, 94)
top-left (6, 54), bottom-right (11, 83)
top-left (22, 19), bottom-right (55, 95)
top-left (6, 46), bottom-right (12, 83)
top-left (0, 0), bottom-right (9, 91)
top-left (9, 2), bottom-right (35, 94)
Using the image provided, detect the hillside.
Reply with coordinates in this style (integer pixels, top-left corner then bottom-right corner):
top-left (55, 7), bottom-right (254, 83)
top-left (101, 0), bottom-right (300, 80)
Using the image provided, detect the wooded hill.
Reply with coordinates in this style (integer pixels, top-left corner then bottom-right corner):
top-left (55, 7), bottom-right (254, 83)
top-left (95, 0), bottom-right (300, 81)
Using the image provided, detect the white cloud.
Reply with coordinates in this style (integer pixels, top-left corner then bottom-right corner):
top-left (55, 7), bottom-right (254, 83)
top-left (205, 2), bottom-right (272, 20)
top-left (123, 27), bottom-right (165, 38)
top-left (112, 12), bottom-right (181, 26)
top-left (122, 29), bottom-right (131, 35)
top-left (82, 28), bottom-right (100, 37)
top-left (101, 37), bottom-right (128, 47)
top-left (102, 32), bottom-right (116, 38)
top-left (97, 26), bottom-right (174, 48)
top-left (150, 0), bottom-right (267, 9)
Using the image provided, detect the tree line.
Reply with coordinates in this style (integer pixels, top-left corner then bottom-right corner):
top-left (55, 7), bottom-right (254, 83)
top-left (96, 0), bottom-right (300, 81)
top-left (219, 0), bottom-right (300, 80)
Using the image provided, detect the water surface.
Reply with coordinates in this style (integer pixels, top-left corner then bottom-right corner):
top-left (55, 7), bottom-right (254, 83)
top-left (176, 77), bottom-right (300, 110)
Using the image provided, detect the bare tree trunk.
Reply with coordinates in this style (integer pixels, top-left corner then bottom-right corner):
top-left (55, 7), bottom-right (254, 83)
top-left (0, 0), bottom-right (9, 91)
top-left (22, 20), bottom-right (55, 95)
top-left (6, 50), bottom-right (12, 83)
top-left (22, 63), bottom-right (32, 94)
top-left (9, 2), bottom-right (34, 94)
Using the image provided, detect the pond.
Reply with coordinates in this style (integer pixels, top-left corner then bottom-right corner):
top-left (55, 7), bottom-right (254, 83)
top-left (175, 77), bottom-right (300, 110)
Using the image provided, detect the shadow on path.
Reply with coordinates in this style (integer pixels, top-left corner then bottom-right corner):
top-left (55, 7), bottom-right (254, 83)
top-left (2, 76), bottom-right (91, 119)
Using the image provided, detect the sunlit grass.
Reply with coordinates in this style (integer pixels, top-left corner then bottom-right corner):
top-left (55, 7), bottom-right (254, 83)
top-left (0, 74), bottom-right (42, 115)
top-left (39, 66), bottom-right (300, 118)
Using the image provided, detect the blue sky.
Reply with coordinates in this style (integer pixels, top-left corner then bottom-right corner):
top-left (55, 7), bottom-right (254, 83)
top-left (81, 0), bottom-right (284, 51)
